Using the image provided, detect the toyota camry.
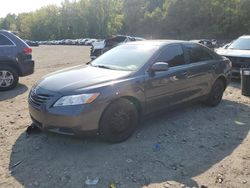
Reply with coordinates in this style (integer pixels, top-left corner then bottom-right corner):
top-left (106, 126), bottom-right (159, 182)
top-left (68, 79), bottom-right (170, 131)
top-left (29, 41), bottom-right (231, 142)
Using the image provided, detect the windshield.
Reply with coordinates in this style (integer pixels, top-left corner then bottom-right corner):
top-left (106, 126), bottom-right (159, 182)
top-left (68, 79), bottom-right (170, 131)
top-left (228, 38), bottom-right (250, 50)
top-left (90, 44), bottom-right (159, 71)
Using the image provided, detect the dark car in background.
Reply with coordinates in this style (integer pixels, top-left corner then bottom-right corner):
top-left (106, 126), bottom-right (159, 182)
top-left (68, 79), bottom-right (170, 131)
top-left (0, 30), bottom-right (34, 91)
top-left (90, 35), bottom-right (145, 59)
top-left (216, 35), bottom-right (250, 78)
top-left (24, 39), bottom-right (39, 47)
top-left (190, 39), bottom-right (217, 49)
top-left (29, 40), bottom-right (231, 142)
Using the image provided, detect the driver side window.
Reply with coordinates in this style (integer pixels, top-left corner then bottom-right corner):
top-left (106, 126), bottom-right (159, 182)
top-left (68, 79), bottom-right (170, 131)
top-left (155, 45), bottom-right (185, 67)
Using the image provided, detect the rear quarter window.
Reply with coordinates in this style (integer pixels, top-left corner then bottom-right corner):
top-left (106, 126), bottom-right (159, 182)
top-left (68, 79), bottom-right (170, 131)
top-left (0, 34), bottom-right (14, 46)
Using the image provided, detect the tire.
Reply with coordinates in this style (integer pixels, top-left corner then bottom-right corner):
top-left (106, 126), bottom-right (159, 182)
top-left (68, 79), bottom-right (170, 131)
top-left (99, 98), bottom-right (138, 143)
top-left (0, 65), bottom-right (19, 91)
top-left (205, 79), bottom-right (225, 107)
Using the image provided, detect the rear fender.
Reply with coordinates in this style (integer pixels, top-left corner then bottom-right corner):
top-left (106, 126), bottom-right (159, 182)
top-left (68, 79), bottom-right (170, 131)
top-left (0, 59), bottom-right (20, 75)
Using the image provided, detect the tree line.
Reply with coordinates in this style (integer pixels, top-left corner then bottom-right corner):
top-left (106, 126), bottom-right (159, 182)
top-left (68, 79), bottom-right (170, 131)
top-left (0, 0), bottom-right (250, 40)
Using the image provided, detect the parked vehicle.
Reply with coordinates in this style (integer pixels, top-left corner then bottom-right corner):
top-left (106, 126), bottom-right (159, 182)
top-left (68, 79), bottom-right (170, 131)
top-left (190, 39), bottom-right (215, 49)
top-left (78, 38), bottom-right (88, 45)
top-left (24, 40), bottom-right (39, 47)
top-left (90, 35), bottom-right (145, 59)
top-left (0, 30), bottom-right (34, 91)
top-left (35, 38), bottom-right (102, 46)
top-left (85, 39), bottom-right (98, 46)
top-left (29, 40), bottom-right (231, 142)
top-left (216, 35), bottom-right (250, 78)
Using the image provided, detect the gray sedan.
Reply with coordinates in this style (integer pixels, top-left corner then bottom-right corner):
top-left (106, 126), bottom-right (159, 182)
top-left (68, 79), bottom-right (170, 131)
top-left (29, 40), bottom-right (231, 142)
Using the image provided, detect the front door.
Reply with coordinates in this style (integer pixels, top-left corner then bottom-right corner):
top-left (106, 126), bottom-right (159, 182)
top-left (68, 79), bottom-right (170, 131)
top-left (144, 44), bottom-right (192, 113)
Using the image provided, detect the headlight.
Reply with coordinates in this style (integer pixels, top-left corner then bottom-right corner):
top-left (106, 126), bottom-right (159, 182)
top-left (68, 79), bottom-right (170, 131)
top-left (54, 93), bottom-right (100, 107)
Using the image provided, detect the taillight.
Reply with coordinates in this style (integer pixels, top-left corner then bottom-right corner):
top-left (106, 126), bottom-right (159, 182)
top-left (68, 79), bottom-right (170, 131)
top-left (23, 47), bottom-right (32, 55)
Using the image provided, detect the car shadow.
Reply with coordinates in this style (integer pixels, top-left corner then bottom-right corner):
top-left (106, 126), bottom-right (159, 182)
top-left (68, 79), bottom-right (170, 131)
top-left (0, 84), bottom-right (28, 101)
top-left (9, 100), bottom-right (250, 188)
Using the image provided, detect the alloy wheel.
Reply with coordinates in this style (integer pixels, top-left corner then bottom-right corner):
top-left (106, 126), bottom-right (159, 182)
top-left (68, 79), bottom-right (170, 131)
top-left (0, 70), bottom-right (14, 87)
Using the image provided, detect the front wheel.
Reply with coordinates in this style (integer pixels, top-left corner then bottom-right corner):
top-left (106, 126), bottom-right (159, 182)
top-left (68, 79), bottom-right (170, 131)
top-left (0, 65), bottom-right (19, 91)
top-left (205, 79), bottom-right (225, 107)
top-left (99, 98), bottom-right (138, 143)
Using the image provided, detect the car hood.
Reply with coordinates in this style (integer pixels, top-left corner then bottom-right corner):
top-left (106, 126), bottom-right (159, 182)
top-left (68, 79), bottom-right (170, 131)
top-left (216, 48), bottom-right (250, 58)
top-left (37, 65), bottom-right (131, 93)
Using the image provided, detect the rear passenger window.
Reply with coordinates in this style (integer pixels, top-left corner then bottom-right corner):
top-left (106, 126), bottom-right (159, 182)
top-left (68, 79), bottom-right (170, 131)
top-left (156, 45), bottom-right (185, 67)
top-left (0, 34), bottom-right (14, 46)
top-left (187, 45), bottom-right (214, 63)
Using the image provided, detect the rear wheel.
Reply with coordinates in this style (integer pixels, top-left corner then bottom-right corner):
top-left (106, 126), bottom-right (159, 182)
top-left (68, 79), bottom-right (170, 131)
top-left (205, 79), bottom-right (225, 107)
top-left (0, 65), bottom-right (19, 91)
top-left (99, 98), bottom-right (138, 143)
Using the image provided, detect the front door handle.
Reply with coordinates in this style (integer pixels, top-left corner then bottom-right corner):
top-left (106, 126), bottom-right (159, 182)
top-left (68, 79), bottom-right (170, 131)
top-left (182, 71), bottom-right (189, 76)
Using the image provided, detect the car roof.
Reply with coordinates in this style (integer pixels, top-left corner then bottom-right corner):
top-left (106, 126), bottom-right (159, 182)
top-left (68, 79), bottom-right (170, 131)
top-left (0, 30), bottom-right (19, 38)
top-left (190, 39), bottom-right (211, 42)
top-left (239, 35), bottom-right (250, 39)
top-left (125, 40), bottom-right (192, 47)
top-left (0, 30), bottom-right (12, 35)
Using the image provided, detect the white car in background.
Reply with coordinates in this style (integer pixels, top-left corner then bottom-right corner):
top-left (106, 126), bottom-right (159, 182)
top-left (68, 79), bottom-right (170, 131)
top-left (216, 35), bottom-right (250, 78)
top-left (90, 35), bottom-right (145, 59)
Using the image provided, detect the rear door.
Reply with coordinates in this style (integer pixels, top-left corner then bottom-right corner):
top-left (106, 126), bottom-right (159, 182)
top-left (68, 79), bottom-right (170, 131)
top-left (0, 33), bottom-right (16, 61)
top-left (183, 43), bottom-right (217, 97)
top-left (145, 44), bottom-right (192, 113)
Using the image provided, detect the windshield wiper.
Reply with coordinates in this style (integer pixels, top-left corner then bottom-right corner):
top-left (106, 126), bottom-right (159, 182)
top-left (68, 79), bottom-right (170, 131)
top-left (96, 65), bottom-right (113, 69)
top-left (90, 63), bottom-right (132, 71)
top-left (90, 64), bottom-right (113, 70)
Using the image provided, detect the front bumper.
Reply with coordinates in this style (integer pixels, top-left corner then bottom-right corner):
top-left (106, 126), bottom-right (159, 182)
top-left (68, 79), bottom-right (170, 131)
top-left (19, 60), bottom-right (34, 76)
top-left (28, 90), bottom-right (106, 136)
top-left (224, 56), bottom-right (250, 78)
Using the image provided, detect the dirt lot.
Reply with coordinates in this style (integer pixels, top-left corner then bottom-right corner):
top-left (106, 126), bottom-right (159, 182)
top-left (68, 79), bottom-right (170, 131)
top-left (0, 45), bottom-right (249, 188)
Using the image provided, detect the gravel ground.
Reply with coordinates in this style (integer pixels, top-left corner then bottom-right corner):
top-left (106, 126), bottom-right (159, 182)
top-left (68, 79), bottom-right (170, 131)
top-left (0, 45), bottom-right (249, 188)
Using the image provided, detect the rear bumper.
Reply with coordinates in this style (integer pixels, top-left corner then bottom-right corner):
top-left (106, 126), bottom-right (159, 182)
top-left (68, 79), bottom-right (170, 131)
top-left (19, 60), bottom-right (34, 76)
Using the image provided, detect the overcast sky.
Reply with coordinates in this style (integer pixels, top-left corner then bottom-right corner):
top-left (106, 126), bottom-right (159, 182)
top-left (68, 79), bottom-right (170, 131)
top-left (0, 0), bottom-right (65, 18)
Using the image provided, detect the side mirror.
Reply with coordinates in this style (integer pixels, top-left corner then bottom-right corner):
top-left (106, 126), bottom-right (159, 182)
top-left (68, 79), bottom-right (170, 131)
top-left (150, 62), bottom-right (169, 72)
